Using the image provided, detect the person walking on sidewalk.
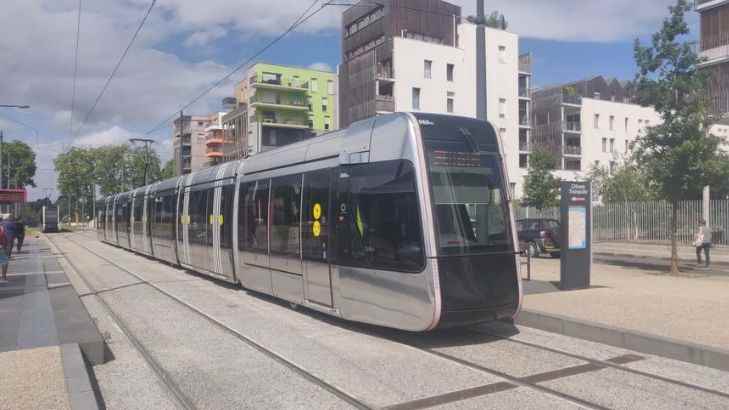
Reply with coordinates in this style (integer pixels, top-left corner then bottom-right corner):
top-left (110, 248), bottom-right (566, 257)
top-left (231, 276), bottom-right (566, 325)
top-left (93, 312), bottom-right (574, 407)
top-left (1, 215), bottom-right (16, 258)
top-left (0, 218), bottom-right (9, 282)
top-left (695, 218), bottom-right (712, 268)
top-left (15, 219), bottom-right (25, 252)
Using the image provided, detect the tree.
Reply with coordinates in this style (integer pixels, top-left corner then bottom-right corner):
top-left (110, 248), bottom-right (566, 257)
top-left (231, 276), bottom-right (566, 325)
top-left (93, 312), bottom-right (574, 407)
top-left (94, 145), bottom-right (128, 196)
top-left (633, 0), bottom-right (729, 273)
top-left (54, 147), bottom-right (95, 222)
top-left (161, 159), bottom-right (176, 180)
top-left (485, 11), bottom-right (508, 29)
top-left (2, 140), bottom-right (37, 188)
top-left (523, 148), bottom-right (560, 211)
top-left (126, 146), bottom-right (162, 188)
top-left (590, 162), bottom-right (656, 204)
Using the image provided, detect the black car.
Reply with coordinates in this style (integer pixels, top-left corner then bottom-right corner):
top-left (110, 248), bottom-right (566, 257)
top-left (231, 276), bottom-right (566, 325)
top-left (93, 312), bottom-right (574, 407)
top-left (516, 218), bottom-right (561, 258)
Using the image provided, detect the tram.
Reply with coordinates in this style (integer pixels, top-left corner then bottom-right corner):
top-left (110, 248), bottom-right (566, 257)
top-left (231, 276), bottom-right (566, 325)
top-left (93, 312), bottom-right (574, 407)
top-left (97, 113), bottom-right (522, 331)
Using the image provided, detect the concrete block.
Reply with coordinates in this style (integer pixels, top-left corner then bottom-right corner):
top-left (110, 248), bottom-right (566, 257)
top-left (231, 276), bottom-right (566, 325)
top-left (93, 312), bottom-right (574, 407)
top-left (50, 284), bottom-right (106, 365)
top-left (61, 344), bottom-right (101, 410)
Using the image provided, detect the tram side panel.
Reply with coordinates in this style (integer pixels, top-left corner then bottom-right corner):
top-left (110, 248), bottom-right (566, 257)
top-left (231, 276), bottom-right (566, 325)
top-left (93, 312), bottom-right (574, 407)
top-left (149, 190), bottom-right (178, 265)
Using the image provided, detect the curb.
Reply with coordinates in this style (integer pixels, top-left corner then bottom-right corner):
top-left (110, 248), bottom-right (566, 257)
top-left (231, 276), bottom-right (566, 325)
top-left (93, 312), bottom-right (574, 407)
top-left (516, 309), bottom-right (729, 373)
top-left (60, 343), bottom-right (103, 410)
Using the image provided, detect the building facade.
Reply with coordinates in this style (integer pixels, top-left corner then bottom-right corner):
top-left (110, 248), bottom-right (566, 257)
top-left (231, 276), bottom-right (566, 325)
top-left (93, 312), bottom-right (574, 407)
top-left (222, 63), bottom-right (337, 158)
top-left (339, 0), bottom-right (533, 196)
top-left (205, 112), bottom-right (226, 167)
top-left (697, 0), bottom-right (729, 121)
top-left (173, 115), bottom-right (213, 175)
top-left (532, 76), bottom-right (661, 181)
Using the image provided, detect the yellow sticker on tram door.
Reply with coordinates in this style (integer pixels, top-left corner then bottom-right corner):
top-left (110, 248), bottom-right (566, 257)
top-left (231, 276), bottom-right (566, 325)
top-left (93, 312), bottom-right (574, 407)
top-left (313, 203), bottom-right (322, 220)
top-left (312, 221), bottom-right (322, 238)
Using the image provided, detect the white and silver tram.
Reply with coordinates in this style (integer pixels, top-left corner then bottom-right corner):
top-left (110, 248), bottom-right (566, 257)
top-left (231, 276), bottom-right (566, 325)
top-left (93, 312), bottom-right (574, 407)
top-left (96, 113), bottom-right (522, 331)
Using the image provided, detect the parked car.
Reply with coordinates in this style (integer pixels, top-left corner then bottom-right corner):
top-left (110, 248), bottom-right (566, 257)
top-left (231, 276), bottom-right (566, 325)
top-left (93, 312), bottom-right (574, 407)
top-left (516, 218), bottom-right (561, 258)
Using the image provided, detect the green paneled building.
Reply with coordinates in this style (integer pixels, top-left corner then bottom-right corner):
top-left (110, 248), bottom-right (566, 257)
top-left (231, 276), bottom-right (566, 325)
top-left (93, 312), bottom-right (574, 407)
top-left (238, 63), bottom-right (338, 155)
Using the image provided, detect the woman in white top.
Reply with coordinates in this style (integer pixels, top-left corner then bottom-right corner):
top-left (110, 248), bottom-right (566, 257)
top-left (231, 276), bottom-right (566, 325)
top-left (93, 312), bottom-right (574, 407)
top-left (695, 219), bottom-right (712, 268)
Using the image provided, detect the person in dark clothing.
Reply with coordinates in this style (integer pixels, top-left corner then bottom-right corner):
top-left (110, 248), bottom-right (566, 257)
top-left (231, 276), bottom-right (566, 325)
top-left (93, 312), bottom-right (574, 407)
top-left (16, 220), bottom-right (25, 252)
top-left (1, 215), bottom-right (16, 258)
top-left (0, 217), bottom-right (9, 282)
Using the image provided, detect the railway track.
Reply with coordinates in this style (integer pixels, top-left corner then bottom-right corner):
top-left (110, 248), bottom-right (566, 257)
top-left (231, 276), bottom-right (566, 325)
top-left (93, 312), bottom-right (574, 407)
top-left (57, 232), bottom-right (729, 410)
top-left (52, 233), bottom-right (372, 410)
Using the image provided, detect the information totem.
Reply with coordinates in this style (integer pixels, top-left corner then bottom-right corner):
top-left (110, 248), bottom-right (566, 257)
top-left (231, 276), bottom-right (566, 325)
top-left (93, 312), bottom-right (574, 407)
top-left (559, 181), bottom-right (592, 290)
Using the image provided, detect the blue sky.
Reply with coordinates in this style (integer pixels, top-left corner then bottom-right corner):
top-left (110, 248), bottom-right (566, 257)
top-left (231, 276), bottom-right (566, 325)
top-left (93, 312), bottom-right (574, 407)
top-left (0, 0), bottom-right (699, 200)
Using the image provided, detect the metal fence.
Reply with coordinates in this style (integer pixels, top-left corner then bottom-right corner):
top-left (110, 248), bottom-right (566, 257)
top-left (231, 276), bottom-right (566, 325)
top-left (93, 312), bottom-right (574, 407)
top-left (514, 200), bottom-right (729, 247)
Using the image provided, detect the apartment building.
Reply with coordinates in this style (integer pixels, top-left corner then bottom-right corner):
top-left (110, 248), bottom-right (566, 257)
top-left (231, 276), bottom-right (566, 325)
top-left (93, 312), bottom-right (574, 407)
top-left (697, 0), bottom-right (729, 122)
top-left (205, 112), bottom-right (226, 167)
top-left (339, 0), bottom-right (531, 196)
top-left (222, 63), bottom-right (337, 158)
top-left (532, 76), bottom-right (661, 181)
top-left (173, 115), bottom-right (213, 175)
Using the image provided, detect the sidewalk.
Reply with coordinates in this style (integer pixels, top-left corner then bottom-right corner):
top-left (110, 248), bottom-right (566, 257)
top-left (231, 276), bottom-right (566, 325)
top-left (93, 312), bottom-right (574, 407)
top-left (0, 236), bottom-right (103, 410)
top-left (593, 241), bottom-right (729, 274)
top-left (521, 257), bottom-right (729, 364)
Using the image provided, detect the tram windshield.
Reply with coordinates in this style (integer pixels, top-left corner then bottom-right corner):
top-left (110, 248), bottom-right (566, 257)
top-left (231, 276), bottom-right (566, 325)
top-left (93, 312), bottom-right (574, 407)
top-left (418, 115), bottom-right (513, 256)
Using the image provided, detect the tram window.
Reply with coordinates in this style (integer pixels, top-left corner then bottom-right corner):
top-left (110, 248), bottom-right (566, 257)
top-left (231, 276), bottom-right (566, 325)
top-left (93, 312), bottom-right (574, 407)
top-left (303, 170), bottom-right (330, 262)
top-left (189, 189), bottom-right (208, 245)
top-left (335, 160), bottom-right (425, 272)
top-left (270, 175), bottom-right (302, 257)
top-left (427, 149), bottom-right (511, 255)
top-left (206, 188), bottom-right (215, 247)
top-left (241, 180), bottom-right (269, 253)
top-left (220, 184), bottom-right (235, 250)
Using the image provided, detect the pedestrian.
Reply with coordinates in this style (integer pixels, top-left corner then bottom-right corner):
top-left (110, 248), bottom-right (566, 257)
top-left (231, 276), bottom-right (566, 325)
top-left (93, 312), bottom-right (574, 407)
top-left (1, 214), bottom-right (16, 259)
top-left (0, 217), bottom-right (9, 282)
top-left (695, 218), bottom-right (712, 268)
top-left (16, 219), bottom-right (25, 252)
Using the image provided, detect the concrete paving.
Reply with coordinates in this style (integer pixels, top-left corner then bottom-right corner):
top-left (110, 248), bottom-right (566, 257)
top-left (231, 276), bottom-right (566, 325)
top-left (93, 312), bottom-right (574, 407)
top-left (523, 257), bottom-right (729, 352)
top-left (0, 346), bottom-right (70, 410)
top-left (594, 241), bottom-right (729, 274)
top-left (50, 232), bottom-right (729, 409)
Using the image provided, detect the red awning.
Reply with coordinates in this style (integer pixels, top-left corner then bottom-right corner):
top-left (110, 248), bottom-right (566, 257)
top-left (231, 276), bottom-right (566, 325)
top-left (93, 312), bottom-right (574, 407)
top-left (0, 189), bottom-right (27, 204)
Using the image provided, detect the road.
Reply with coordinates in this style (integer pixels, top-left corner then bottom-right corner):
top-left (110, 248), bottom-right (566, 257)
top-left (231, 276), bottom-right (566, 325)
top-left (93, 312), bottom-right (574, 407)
top-left (48, 231), bottom-right (729, 409)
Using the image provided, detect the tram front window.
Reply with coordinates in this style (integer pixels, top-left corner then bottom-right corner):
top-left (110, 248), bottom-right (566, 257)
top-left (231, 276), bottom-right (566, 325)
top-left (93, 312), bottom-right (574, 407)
top-left (428, 151), bottom-right (511, 255)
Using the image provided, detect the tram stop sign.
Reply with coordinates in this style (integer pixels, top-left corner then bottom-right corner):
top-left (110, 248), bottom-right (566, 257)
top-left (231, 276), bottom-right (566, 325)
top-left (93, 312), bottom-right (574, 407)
top-left (559, 181), bottom-right (592, 290)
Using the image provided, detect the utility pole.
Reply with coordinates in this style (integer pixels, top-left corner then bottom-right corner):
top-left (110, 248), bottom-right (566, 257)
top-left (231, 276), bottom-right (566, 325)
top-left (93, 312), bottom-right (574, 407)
top-left (476, 0), bottom-right (488, 122)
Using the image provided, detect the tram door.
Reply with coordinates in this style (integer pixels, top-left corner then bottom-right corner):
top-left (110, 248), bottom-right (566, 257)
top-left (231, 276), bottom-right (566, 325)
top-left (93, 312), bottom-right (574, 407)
top-left (302, 170), bottom-right (333, 307)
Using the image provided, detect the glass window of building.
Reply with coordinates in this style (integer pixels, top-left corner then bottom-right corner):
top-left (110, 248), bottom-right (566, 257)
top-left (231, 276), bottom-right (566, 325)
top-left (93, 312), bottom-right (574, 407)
top-left (447, 64), bottom-right (454, 82)
top-left (412, 88), bottom-right (421, 110)
top-left (424, 60), bottom-right (432, 79)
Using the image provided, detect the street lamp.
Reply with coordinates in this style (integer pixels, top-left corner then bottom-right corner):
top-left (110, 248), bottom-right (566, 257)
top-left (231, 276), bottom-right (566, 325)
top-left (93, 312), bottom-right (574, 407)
top-left (129, 138), bottom-right (156, 186)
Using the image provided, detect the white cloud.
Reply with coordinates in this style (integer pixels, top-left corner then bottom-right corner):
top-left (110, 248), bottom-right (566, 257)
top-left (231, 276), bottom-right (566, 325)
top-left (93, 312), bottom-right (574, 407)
top-left (184, 26), bottom-right (227, 48)
top-left (308, 62), bottom-right (333, 72)
top-left (73, 126), bottom-right (132, 148)
top-left (452, 0), bottom-right (694, 42)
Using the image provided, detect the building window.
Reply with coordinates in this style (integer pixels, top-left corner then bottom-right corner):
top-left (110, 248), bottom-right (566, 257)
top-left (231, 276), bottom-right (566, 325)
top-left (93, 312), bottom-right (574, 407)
top-left (424, 60), bottom-right (432, 79)
top-left (327, 80), bottom-right (335, 95)
top-left (499, 128), bottom-right (507, 138)
top-left (310, 78), bottom-right (318, 92)
top-left (625, 117), bottom-right (629, 132)
top-left (609, 161), bottom-right (616, 175)
top-left (322, 96), bottom-right (328, 112)
top-left (412, 87), bottom-right (421, 110)
top-left (609, 115), bottom-right (615, 131)
top-left (610, 138), bottom-right (615, 153)
top-left (447, 98), bottom-right (454, 113)
top-left (499, 98), bottom-right (506, 118)
top-left (519, 154), bottom-right (528, 169)
top-left (324, 118), bottom-right (330, 130)
top-left (602, 138), bottom-right (607, 153)
top-left (447, 64), bottom-right (454, 82)
top-left (625, 140), bottom-right (629, 152)
top-left (498, 45), bottom-right (506, 63)
top-left (594, 114), bottom-right (600, 129)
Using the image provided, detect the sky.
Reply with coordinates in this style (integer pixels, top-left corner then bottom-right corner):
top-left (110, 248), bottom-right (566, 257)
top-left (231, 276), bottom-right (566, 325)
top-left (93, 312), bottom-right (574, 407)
top-left (0, 0), bottom-right (698, 200)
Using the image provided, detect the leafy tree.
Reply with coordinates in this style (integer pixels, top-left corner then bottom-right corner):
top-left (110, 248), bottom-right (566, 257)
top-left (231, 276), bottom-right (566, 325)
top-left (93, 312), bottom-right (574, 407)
top-left (161, 159), bottom-right (176, 180)
top-left (94, 145), bottom-right (128, 196)
top-left (2, 140), bottom-right (37, 188)
top-left (54, 147), bottom-right (95, 221)
top-left (589, 162), bottom-right (656, 204)
top-left (523, 148), bottom-right (560, 211)
top-left (485, 11), bottom-right (508, 29)
top-left (633, 0), bottom-right (729, 273)
top-left (126, 146), bottom-right (162, 188)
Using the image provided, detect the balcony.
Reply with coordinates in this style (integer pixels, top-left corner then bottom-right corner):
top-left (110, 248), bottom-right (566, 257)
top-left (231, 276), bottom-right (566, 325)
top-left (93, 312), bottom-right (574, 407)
top-left (376, 63), bottom-right (394, 81)
top-left (250, 97), bottom-right (309, 111)
top-left (563, 145), bottom-right (582, 156)
top-left (376, 95), bottom-right (394, 113)
top-left (519, 139), bottom-right (529, 152)
top-left (563, 121), bottom-right (581, 133)
top-left (519, 53), bottom-right (532, 73)
top-left (698, 43), bottom-right (729, 67)
top-left (696, 0), bottom-right (729, 11)
top-left (249, 76), bottom-right (309, 92)
top-left (259, 116), bottom-right (310, 129)
top-left (562, 94), bottom-right (582, 106)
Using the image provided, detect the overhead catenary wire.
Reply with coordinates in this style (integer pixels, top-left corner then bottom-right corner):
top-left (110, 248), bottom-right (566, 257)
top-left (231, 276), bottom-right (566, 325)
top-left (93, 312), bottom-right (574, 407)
top-left (75, 0), bottom-right (158, 138)
top-left (143, 0), bottom-right (325, 137)
top-left (69, 0), bottom-right (83, 139)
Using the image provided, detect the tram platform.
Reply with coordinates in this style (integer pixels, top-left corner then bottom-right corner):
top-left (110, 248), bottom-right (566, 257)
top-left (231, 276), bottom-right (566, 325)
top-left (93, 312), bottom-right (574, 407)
top-left (521, 256), bottom-right (729, 371)
top-left (0, 236), bottom-right (103, 410)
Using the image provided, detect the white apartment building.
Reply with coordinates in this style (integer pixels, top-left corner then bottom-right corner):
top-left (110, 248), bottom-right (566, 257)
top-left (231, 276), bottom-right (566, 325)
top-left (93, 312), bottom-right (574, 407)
top-left (378, 23), bottom-right (529, 196)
